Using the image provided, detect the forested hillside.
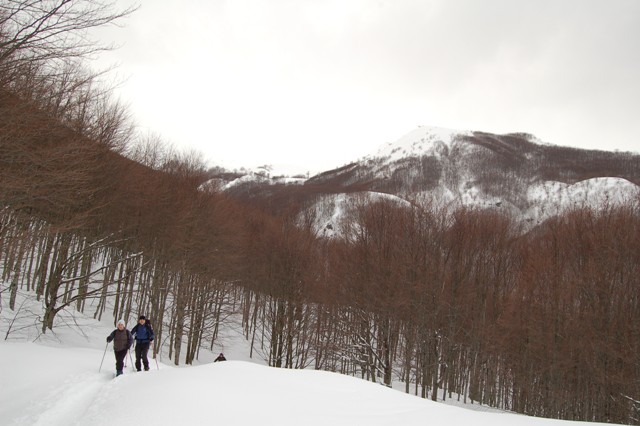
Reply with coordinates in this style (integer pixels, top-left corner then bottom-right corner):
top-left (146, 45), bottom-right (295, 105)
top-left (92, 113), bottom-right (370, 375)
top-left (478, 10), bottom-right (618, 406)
top-left (1, 2), bottom-right (639, 425)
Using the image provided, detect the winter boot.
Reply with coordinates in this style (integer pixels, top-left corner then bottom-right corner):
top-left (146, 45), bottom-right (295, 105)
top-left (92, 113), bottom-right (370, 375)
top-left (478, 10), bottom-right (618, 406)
top-left (116, 369), bottom-right (123, 376)
top-left (144, 367), bottom-right (149, 371)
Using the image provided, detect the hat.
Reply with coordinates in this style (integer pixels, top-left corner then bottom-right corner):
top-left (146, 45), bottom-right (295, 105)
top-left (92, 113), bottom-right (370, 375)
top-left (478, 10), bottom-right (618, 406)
top-left (139, 315), bottom-right (146, 320)
top-left (117, 319), bottom-right (125, 326)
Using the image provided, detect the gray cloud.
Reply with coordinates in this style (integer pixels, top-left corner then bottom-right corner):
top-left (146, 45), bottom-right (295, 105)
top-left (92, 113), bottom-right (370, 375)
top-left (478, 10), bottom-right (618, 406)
top-left (93, 0), bottom-right (640, 171)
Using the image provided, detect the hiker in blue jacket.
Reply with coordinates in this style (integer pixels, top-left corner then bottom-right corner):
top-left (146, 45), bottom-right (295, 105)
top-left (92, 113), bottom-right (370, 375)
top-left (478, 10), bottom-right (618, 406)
top-left (131, 315), bottom-right (155, 371)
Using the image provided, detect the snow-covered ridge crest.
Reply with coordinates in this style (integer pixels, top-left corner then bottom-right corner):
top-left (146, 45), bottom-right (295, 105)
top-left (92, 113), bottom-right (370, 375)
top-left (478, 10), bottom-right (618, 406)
top-left (525, 177), bottom-right (640, 220)
top-left (216, 124), bottom-right (639, 235)
top-left (202, 164), bottom-right (307, 192)
top-left (369, 125), bottom-right (472, 162)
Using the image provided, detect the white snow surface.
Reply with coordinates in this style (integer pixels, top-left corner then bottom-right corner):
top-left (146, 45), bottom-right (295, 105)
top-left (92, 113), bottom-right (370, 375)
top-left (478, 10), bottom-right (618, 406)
top-left (525, 177), bottom-right (640, 221)
top-left (0, 294), bottom-right (619, 426)
top-left (308, 192), bottom-right (411, 238)
top-left (527, 177), bottom-right (640, 207)
top-left (220, 169), bottom-right (306, 191)
top-left (369, 125), bottom-right (471, 162)
top-left (0, 341), bottom-right (615, 426)
top-left (307, 126), bottom-right (640, 233)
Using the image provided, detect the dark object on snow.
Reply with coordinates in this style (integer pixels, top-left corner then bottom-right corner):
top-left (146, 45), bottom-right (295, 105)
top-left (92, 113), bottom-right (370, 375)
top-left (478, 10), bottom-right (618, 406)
top-left (214, 353), bottom-right (227, 362)
top-left (99, 342), bottom-right (109, 373)
top-left (135, 341), bottom-right (150, 371)
top-left (115, 349), bottom-right (127, 375)
top-left (132, 316), bottom-right (155, 371)
top-left (106, 319), bottom-right (133, 375)
top-left (107, 323), bottom-right (133, 352)
top-left (131, 317), bottom-right (155, 343)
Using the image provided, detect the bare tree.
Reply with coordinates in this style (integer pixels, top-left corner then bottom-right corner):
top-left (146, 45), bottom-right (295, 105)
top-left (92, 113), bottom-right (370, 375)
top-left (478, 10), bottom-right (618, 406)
top-left (0, 0), bottom-right (137, 77)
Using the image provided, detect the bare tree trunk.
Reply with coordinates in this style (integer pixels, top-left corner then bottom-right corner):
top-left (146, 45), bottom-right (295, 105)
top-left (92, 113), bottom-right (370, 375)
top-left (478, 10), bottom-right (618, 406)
top-left (42, 233), bottom-right (72, 332)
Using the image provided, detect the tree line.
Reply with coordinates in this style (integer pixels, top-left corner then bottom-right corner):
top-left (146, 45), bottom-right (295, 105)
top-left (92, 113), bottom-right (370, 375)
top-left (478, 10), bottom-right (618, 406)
top-left (234, 198), bottom-right (640, 424)
top-left (1, 2), bottom-right (639, 424)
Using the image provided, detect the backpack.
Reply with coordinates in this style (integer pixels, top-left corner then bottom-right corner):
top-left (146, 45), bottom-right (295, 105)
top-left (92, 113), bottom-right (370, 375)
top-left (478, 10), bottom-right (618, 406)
top-left (132, 319), bottom-right (154, 341)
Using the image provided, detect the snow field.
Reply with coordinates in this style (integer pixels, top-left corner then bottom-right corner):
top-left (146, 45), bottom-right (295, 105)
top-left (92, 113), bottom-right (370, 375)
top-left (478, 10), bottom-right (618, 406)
top-left (0, 340), bottom-right (618, 426)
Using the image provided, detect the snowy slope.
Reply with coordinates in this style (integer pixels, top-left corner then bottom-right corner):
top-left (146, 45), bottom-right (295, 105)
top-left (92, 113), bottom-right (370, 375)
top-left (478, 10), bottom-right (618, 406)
top-left (1, 291), bottom-right (621, 426)
top-left (302, 127), bottom-right (640, 235)
top-left (308, 192), bottom-right (410, 238)
top-left (525, 177), bottom-right (640, 220)
top-left (213, 125), bottom-right (638, 235)
top-left (0, 341), bottom-right (617, 426)
top-left (369, 125), bottom-right (471, 162)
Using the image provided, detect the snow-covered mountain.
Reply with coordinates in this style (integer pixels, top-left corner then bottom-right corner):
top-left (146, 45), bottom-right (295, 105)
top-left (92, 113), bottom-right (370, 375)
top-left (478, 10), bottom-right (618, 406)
top-left (213, 126), bottom-right (640, 235)
top-left (371, 126), bottom-right (471, 161)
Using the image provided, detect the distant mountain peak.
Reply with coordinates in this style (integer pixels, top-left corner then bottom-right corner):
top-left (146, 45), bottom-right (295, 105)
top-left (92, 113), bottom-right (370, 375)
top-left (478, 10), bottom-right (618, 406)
top-left (369, 126), bottom-right (472, 162)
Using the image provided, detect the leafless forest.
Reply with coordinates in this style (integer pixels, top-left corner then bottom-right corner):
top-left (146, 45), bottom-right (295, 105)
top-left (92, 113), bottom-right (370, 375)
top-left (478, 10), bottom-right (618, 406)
top-left (1, 2), bottom-right (639, 424)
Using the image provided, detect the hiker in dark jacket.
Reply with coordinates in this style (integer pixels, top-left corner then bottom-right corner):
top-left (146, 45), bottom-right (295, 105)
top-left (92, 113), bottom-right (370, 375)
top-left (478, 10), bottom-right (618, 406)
top-left (131, 315), bottom-right (155, 371)
top-left (106, 319), bottom-right (133, 376)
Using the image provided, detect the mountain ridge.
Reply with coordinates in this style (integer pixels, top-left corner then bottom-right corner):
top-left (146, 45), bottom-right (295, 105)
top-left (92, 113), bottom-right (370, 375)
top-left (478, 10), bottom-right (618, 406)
top-left (211, 126), bottom-right (640, 234)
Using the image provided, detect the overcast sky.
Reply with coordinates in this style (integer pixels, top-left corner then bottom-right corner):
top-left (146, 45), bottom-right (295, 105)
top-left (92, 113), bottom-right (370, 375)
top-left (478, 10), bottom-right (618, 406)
top-left (93, 0), bottom-right (640, 174)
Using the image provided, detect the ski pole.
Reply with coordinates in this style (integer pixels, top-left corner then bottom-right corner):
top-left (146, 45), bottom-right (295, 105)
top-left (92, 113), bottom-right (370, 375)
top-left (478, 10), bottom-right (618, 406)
top-left (99, 342), bottom-right (109, 372)
top-left (152, 341), bottom-right (159, 370)
top-left (129, 350), bottom-right (135, 372)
